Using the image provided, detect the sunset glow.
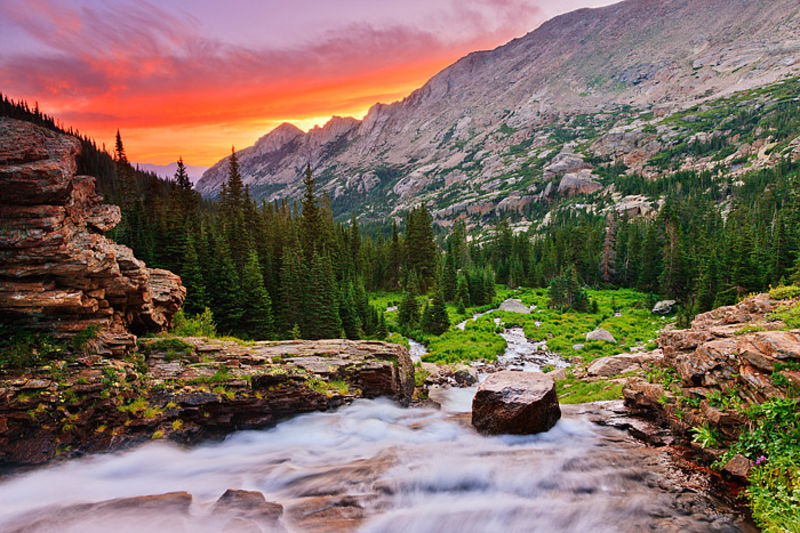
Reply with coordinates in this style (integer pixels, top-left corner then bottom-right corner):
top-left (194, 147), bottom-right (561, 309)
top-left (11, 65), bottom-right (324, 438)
top-left (0, 0), bottom-right (615, 167)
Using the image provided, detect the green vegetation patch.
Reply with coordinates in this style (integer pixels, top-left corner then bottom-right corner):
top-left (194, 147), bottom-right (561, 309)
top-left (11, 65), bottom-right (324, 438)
top-left (715, 398), bottom-right (800, 532)
top-left (556, 373), bottom-right (624, 404)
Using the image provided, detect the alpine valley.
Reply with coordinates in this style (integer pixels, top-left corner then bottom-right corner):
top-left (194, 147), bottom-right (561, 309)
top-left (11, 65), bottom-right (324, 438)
top-left (198, 0), bottom-right (800, 230)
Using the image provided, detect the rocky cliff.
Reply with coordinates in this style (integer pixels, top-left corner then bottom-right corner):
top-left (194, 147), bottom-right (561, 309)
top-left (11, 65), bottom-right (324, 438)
top-left (197, 0), bottom-right (800, 226)
top-left (0, 338), bottom-right (414, 467)
top-left (0, 118), bottom-right (186, 355)
top-left (623, 292), bottom-right (800, 459)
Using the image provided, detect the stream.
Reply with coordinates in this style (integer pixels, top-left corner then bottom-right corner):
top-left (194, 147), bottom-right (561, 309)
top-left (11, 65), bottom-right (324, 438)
top-left (0, 315), bottom-right (754, 532)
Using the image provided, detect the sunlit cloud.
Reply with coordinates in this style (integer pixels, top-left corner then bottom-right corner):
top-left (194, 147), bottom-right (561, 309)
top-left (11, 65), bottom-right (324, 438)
top-left (0, 0), bottom-right (616, 166)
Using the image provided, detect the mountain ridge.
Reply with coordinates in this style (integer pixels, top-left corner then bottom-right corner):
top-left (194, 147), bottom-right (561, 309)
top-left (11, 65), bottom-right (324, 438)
top-left (196, 0), bottom-right (800, 226)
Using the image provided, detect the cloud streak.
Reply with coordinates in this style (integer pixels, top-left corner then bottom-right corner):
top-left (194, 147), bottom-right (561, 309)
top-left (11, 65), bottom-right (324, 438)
top-left (0, 0), bottom-right (612, 165)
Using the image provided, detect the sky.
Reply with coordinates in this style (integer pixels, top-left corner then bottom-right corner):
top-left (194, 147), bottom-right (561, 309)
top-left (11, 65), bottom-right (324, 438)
top-left (0, 0), bottom-right (615, 167)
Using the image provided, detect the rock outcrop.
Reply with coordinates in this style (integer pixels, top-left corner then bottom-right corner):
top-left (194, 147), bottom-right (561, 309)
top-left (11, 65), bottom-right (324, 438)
top-left (0, 337), bottom-right (413, 467)
top-left (587, 350), bottom-right (663, 378)
top-left (0, 118), bottom-right (185, 355)
top-left (471, 371), bottom-right (561, 435)
top-left (624, 293), bottom-right (800, 449)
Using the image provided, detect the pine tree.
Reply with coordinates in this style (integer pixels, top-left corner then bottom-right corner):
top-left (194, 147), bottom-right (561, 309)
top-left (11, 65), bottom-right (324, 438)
top-left (422, 289), bottom-right (451, 335)
top-left (301, 163), bottom-right (320, 257)
top-left (240, 250), bottom-right (273, 339)
top-left (456, 275), bottom-right (470, 308)
top-left (226, 148), bottom-right (244, 208)
top-left (404, 206), bottom-right (438, 291)
top-left (279, 243), bottom-right (306, 336)
top-left (305, 253), bottom-right (341, 339)
top-left (376, 312), bottom-right (388, 339)
top-left (339, 286), bottom-right (361, 340)
top-left (175, 157), bottom-right (191, 190)
top-left (209, 232), bottom-right (243, 333)
top-left (442, 244), bottom-right (458, 302)
top-left (388, 220), bottom-right (403, 289)
top-left (600, 212), bottom-right (617, 284)
top-left (180, 233), bottom-right (208, 315)
top-left (397, 290), bottom-right (420, 330)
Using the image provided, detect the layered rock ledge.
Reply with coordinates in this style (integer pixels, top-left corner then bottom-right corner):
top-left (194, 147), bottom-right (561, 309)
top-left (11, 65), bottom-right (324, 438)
top-left (0, 118), bottom-right (185, 355)
top-left (0, 338), bottom-right (413, 467)
top-left (623, 293), bottom-right (800, 453)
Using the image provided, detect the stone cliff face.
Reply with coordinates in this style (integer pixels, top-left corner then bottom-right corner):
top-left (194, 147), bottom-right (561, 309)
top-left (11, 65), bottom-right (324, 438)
top-left (0, 338), bottom-right (414, 467)
top-left (197, 0), bottom-right (800, 225)
top-left (0, 118), bottom-right (186, 355)
top-left (624, 293), bottom-right (800, 453)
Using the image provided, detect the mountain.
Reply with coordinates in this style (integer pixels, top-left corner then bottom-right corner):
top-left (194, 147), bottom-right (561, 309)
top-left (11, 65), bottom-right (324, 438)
top-left (196, 0), bottom-right (800, 227)
top-left (137, 161), bottom-right (208, 183)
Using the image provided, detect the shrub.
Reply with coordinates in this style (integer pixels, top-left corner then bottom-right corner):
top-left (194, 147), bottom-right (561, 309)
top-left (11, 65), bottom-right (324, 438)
top-left (171, 308), bottom-right (217, 337)
top-left (769, 285), bottom-right (800, 301)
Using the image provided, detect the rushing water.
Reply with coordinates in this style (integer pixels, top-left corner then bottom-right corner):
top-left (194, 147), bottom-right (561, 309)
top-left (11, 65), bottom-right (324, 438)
top-left (0, 318), bottom-right (751, 532)
top-left (0, 398), bottom-right (750, 533)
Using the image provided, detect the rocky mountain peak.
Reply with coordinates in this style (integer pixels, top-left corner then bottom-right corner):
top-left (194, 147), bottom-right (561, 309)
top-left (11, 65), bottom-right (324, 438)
top-left (196, 0), bottom-right (800, 226)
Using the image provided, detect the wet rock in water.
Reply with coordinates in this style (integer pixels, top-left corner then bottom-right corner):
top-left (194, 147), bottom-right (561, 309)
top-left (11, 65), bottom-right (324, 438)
top-left (214, 489), bottom-right (283, 522)
top-left (471, 371), bottom-right (561, 434)
top-left (4, 492), bottom-right (193, 532)
top-left (722, 454), bottom-right (753, 482)
top-left (498, 298), bottom-right (531, 314)
top-left (453, 364), bottom-right (478, 385)
top-left (652, 300), bottom-right (677, 315)
top-left (586, 328), bottom-right (617, 344)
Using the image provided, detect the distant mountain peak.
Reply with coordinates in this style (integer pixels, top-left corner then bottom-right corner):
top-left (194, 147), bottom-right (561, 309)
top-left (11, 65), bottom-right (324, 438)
top-left (196, 0), bottom-right (800, 225)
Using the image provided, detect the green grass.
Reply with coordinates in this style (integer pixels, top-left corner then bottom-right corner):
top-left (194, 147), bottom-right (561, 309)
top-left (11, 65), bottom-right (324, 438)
top-left (423, 322), bottom-right (507, 364)
top-left (556, 373), bottom-right (624, 404)
top-left (374, 287), bottom-right (670, 366)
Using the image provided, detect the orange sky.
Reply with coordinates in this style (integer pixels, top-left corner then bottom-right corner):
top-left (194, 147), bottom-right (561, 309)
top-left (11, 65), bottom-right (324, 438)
top-left (0, 0), bottom-right (617, 168)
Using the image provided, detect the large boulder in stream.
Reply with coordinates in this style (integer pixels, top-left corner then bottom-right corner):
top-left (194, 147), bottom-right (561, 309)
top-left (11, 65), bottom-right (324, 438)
top-left (471, 371), bottom-right (561, 435)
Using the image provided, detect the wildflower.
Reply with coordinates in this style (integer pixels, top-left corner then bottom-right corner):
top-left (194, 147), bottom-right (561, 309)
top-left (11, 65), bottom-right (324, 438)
top-left (755, 455), bottom-right (767, 466)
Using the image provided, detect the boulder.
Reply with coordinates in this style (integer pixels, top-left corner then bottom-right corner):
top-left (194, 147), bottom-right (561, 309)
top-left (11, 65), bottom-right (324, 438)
top-left (471, 371), bottom-right (561, 435)
top-left (586, 328), bottom-right (617, 344)
top-left (213, 489), bottom-right (283, 522)
top-left (722, 454), bottom-right (753, 482)
top-left (587, 350), bottom-right (663, 377)
top-left (453, 364), bottom-right (479, 386)
top-left (652, 300), bottom-right (677, 315)
top-left (498, 298), bottom-right (531, 314)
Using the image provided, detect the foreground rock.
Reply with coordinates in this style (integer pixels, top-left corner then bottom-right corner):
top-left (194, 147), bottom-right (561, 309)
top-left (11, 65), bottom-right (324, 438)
top-left (624, 292), bottom-right (800, 454)
top-left (0, 338), bottom-right (413, 467)
top-left (471, 371), bottom-right (561, 434)
top-left (5, 489), bottom-right (285, 533)
top-left (0, 118), bottom-right (185, 355)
